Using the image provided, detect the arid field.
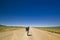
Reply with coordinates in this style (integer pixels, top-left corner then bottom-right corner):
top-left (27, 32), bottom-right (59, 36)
top-left (35, 27), bottom-right (60, 34)
top-left (0, 26), bottom-right (60, 40)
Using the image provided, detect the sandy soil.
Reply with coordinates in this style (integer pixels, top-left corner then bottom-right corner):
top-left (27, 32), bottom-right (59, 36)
top-left (0, 28), bottom-right (60, 40)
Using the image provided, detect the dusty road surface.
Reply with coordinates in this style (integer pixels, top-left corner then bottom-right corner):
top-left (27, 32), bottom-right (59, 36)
top-left (0, 28), bottom-right (60, 40)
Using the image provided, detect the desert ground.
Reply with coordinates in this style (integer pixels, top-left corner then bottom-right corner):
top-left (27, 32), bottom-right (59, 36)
top-left (0, 28), bottom-right (60, 40)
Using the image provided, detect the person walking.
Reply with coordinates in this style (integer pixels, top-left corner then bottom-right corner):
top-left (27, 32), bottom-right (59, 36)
top-left (26, 27), bottom-right (29, 36)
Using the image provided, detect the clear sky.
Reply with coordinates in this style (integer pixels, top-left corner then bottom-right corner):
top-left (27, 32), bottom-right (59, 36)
top-left (0, 0), bottom-right (60, 27)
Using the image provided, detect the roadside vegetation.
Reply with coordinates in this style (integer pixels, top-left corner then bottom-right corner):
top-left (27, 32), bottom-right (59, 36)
top-left (35, 27), bottom-right (60, 34)
top-left (0, 25), bottom-right (24, 32)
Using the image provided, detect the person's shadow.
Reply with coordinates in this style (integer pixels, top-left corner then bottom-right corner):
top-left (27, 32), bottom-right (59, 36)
top-left (27, 34), bottom-right (32, 36)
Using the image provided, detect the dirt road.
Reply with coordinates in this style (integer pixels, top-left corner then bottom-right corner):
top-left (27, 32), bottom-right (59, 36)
top-left (0, 28), bottom-right (60, 40)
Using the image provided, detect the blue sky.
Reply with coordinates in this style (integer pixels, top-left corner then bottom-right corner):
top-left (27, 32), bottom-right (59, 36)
top-left (0, 0), bottom-right (60, 27)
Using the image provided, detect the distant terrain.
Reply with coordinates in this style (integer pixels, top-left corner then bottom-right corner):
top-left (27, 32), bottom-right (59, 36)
top-left (0, 24), bottom-right (24, 32)
top-left (35, 27), bottom-right (60, 34)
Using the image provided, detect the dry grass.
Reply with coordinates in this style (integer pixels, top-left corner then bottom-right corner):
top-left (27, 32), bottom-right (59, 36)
top-left (35, 27), bottom-right (60, 34)
top-left (0, 26), bottom-right (24, 32)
